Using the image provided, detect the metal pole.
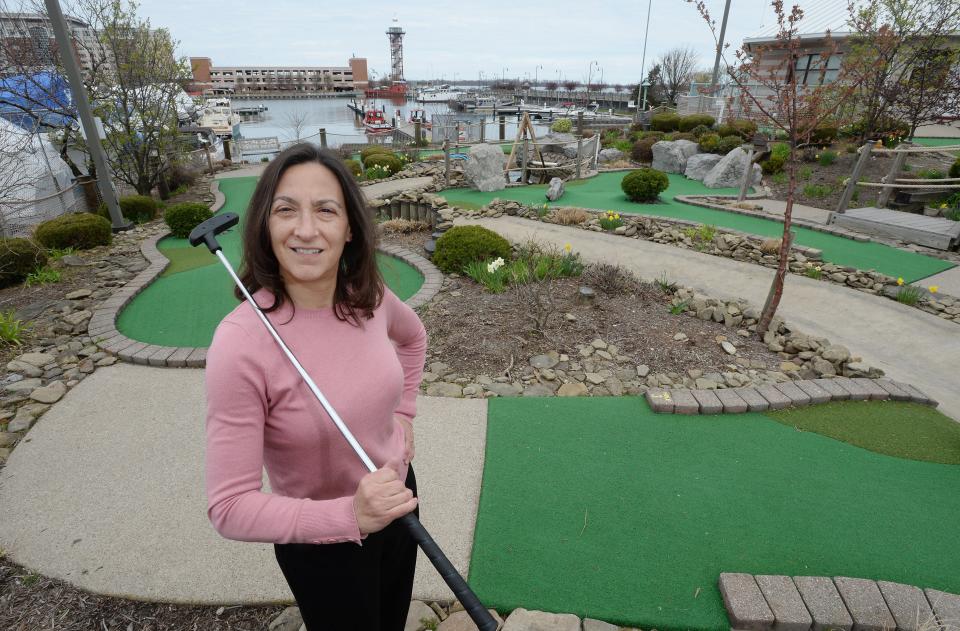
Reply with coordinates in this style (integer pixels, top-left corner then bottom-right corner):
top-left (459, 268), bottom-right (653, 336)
top-left (480, 116), bottom-right (485, 143)
top-left (710, 0), bottom-right (732, 91)
top-left (43, 0), bottom-right (129, 231)
top-left (319, 128), bottom-right (327, 149)
top-left (635, 0), bottom-right (653, 123)
top-left (499, 115), bottom-right (505, 141)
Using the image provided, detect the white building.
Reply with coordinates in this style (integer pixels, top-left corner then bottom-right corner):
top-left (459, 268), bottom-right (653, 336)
top-left (0, 12), bottom-right (114, 75)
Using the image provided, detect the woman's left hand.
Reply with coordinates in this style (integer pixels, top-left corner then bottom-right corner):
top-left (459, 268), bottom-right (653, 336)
top-left (396, 415), bottom-right (414, 462)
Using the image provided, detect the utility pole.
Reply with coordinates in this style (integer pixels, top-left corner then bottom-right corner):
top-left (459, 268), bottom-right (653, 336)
top-left (635, 0), bottom-right (653, 123)
top-left (43, 0), bottom-right (130, 231)
top-left (710, 0), bottom-right (732, 91)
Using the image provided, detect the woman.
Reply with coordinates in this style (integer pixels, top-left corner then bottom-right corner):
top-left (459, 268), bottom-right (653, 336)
top-left (204, 143), bottom-right (427, 630)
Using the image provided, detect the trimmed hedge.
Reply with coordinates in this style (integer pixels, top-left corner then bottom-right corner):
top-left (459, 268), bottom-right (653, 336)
top-left (343, 158), bottom-right (362, 177)
top-left (678, 114), bottom-right (715, 132)
top-left (164, 202), bottom-right (213, 239)
top-left (650, 113), bottom-right (681, 132)
top-left (551, 118), bottom-right (573, 133)
top-left (718, 135), bottom-right (746, 154)
top-left (98, 195), bottom-right (158, 223)
top-left (811, 125), bottom-right (839, 144)
top-left (35, 212), bottom-right (112, 250)
top-left (950, 158), bottom-right (960, 179)
top-left (689, 124), bottom-right (711, 139)
top-left (360, 146), bottom-right (394, 162)
top-left (0, 238), bottom-right (48, 288)
top-left (716, 119), bottom-right (757, 139)
top-left (621, 168), bottom-right (670, 202)
top-left (698, 133), bottom-right (721, 153)
top-left (363, 153), bottom-right (403, 175)
top-left (432, 225), bottom-right (512, 275)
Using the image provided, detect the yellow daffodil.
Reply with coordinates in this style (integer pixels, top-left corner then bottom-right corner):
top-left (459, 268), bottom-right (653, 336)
top-left (897, 277), bottom-right (904, 286)
top-left (815, 266), bottom-right (822, 271)
top-left (564, 243), bottom-right (572, 253)
top-left (930, 286), bottom-right (939, 293)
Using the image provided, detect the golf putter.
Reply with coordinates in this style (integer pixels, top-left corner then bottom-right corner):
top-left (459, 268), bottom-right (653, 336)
top-left (190, 214), bottom-right (498, 631)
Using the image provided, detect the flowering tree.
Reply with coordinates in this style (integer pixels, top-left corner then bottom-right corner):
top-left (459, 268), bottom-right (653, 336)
top-left (688, 0), bottom-right (865, 335)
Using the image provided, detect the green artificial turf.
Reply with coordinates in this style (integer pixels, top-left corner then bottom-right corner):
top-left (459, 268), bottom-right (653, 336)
top-left (468, 396), bottom-right (960, 630)
top-left (767, 400), bottom-right (960, 464)
top-left (115, 176), bottom-right (424, 347)
top-left (438, 172), bottom-right (955, 283)
top-left (911, 137), bottom-right (960, 148)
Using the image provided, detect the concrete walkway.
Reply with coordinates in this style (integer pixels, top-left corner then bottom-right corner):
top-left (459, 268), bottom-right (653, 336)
top-left (0, 364), bottom-right (488, 604)
top-left (455, 216), bottom-right (960, 421)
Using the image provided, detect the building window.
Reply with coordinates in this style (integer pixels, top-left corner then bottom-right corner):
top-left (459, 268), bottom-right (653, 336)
top-left (793, 53), bottom-right (842, 85)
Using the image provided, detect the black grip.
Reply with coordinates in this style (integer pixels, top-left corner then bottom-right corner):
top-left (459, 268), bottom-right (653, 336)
top-left (188, 212), bottom-right (239, 252)
top-left (398, 513), bottom-right (499, 630)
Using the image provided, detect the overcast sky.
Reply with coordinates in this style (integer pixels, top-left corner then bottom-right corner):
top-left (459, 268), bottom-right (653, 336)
top-left (134, 0), bottom-right (791, 85)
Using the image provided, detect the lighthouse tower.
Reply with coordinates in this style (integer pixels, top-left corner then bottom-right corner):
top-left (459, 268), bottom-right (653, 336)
top-left (386, 16), bottom-right (405, 89)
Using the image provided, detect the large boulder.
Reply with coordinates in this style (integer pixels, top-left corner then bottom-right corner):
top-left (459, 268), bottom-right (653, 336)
top-left (702, 147), bottom-right (763, 189)
top-left (651, 140), bottom-right (699, 174)
top-left (684, 153), bottom-right (723, 181)
top-left (546, 177), bottom-right (565, 201)
top-left (598, 148), bottom-right (624, 163)
top-left (537, 132), bottom-right (577, 154)
top-left (464, 142), bottom-right (507, 192)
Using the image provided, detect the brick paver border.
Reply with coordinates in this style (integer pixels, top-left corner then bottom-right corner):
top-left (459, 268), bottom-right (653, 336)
top-left (645, 378), bottom-right (939, 413)
top-left (720, 573), bottom-right (958, 631)
top-left (89, 180), bottom-right (443, 368)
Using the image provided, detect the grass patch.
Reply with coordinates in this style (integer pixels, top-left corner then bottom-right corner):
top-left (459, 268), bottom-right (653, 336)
top-left (767, 400), bottom-right (960, 464)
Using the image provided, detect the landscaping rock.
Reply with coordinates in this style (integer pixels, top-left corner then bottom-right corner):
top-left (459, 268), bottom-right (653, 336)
top-left (426, 382), bottom-right (463, 397)
top-left (597, 148), bottom-right (624, 163)
top-left (6, 360), bottom-right (43, 377)
top-left (65, 288), bottom-right (93, 300)
top-left (15, 352), bottom-right (55, 367)
top-left (502, 608), bottom-right (581, 631)
top-left (684, 153), bottom-right (723, 181)
top-left (721, 341), bottom-right (737, 355)
top-left (546, 177), bottom-right (565, 201)
top-left (703, 147), bottom-right (762, 189)
top-left (486, 382), bottom-right (522, 397)
top-left (523, 384), bottom-right (555, 397)
top-left (438, 609), bottom-right (504, 631)
top-left (4, 377), bottom-right (42, 393)
top-left (405, 600), bottom-right (439, 631)
top-left (652, 140), bottom-right (700, 174)
top-left (30, 380), bottom-right (67, 404)
top-left (529, 353), bottom-right (560, 369)
top-left (268, 606), bottom-right (302, 631)
top-left (557, 382), bottom-right (588, 397)
top-left (463, 142), bottom-right (507, 192)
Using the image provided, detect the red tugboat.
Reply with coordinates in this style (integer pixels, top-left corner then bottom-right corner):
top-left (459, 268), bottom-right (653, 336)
top-left (362, 109), bottom-right (393, 133)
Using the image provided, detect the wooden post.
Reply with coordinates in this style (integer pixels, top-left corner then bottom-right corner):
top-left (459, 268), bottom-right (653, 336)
top-left (737, 148), bottom-right (756, 202)
top-left (204, 144), bottom-right (214, 174)
top-left (499, 116), bottom-right (505, 141)
top-left (577, 111), bottom-right (584, 136)
top-left (876, 143), bottom-right (910, 208)
top-left (835, 142), bottom-right (874, 215)
top-left (414, 121), bottom-right (422, 145)
top-left (480, 117), bottom-right (485, 143)
top-left (319, 128), bottom-right (327, 149)
top-left (222, 138), bottom-right (232, 161)
top-left (521, 136), bottom-right (529, 184)
top-left (576, 137), bottom-right (583, 180)
top-left (443, 140), bottom-right (450, 188)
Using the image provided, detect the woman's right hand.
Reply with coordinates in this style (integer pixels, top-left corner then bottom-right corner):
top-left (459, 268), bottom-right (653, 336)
top-left (353, 467), bottom-right (418, 535)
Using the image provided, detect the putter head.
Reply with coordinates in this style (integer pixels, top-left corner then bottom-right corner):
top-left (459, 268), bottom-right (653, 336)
top-left (189, 213), bottom-right (239, 253)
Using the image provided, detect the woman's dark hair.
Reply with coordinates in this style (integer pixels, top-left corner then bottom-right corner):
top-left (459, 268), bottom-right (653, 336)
top-left (236, 143), bottom-right (383, 325)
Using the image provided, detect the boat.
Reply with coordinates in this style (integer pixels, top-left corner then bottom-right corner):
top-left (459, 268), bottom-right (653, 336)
top-left (362, 109), bottom-right (393, 133)
top-left (464, 95), bottom-right (515, 111)
top-left (197, 97), bottom-right (240, 138)
top-left (408, 108), bottom-right (431, 129)
top-left (416, 84), bottom-right (463, 103)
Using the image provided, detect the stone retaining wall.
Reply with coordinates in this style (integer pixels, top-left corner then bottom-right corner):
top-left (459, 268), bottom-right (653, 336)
top-left (719, 572), bottom-right (960, 631)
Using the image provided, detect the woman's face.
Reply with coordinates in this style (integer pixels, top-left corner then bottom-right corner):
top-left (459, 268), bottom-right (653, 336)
top-left (268, 162), bottom-right (352, 300)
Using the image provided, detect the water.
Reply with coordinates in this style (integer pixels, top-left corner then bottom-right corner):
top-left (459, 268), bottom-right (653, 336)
top-left (233, 96), bottom-right (551, 148)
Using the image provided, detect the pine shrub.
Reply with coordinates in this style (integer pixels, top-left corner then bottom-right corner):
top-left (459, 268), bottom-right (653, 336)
top-left (650, 113), bottom-right (681, 132)
top-left (678, 114), bottom-right (715, 132)
top-left (98, 195), bottom-right (158, 223)
top-left (164, 202), bottom-right (213, 239)
top-left (35, 213), bottom-right (112, 250)
top-left (0, 238), bottom-right (48, 288)
top-left (621, 168), bottom-right (670, 202)
top-left (432, 225), bottom-right (512, 274)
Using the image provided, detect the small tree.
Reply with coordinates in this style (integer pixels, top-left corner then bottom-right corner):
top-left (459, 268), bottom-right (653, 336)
top-left (655, 46), bottom-right (700, 105)
top-left (689, 0), bottom-right (865, 336)
top-left (890, 47), bottom-right (960, 139)
top-left (545, 81), bottom-right (558, 91)
top-left (284, 108), bottom-right (310, 141)
top-left (562, 80), bottom-right (579, 92)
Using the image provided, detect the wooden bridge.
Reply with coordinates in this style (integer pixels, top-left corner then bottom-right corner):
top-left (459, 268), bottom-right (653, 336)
top-left (831, 207), bottom-right (960, 251)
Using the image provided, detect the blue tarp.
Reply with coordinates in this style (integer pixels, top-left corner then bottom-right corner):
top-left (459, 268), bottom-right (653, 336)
top-left (0, 72), bottom-right (75, 130)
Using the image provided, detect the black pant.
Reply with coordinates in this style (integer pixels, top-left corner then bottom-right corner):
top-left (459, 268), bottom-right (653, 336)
top-left (274, 467), bottom-right (418, 631)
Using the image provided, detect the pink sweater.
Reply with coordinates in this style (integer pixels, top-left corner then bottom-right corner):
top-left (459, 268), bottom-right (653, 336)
top-left (204, 286), bottom-right (427, 546)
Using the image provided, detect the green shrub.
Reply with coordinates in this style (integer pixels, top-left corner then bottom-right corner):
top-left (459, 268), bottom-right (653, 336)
top-left (0, 308), bottom-right (29, 346)
top-left (360, 146), bottom-right (394, 162)
top-left (949, 158), bottom-right (960, 179)
top-left (35, 212), bottom-right (112, 250)
top-left (432, 225), bottom-right (512, 274)
top-left (818, 150), bottom-right (838, 166)
top-left (164, 202), bottom-right (213, 239)
top-left (761, 156), bottom-right (786, 174)
top-left (803, 184), bottom-right (832, 198)
top-left (698, 133), bottom-right (721, 153)
top-left (811, 125), bottom-right (838, 144)
top-left (363, 153), bottom-right (403, 175)
top-left (716, 119), bottom-right (757, 139)
top-left (678, 114), bottom-right (715, 132)
top-left (621, 168), bottom-right (670, 202)
top-left (650, 113), bottom-right (681, 132)
top-left (25, 265), bottom-right (61, 287)
top-left (631, 137), bottom-right (658, 162)
top-left (689, 124), bottom-right (711, 139)
top-left (343, 158), bottom-right (362, 177)
top-left (717, 135), bottom-right (745, 154)
top-left (771, 142), bottom-right (791, 161)
top-left (98, 195), bottom-right (158, 223)
top-left (917, 168), bottom-right (945, 180)
top-left (165, 164), bottom-right (199, 191)
top-left (670, 132), bottom-right (696, 142)
top-left (0, 238), bottom-right (48, 288)
top-left (613, 139), bottom-right (634, 153)
top-left (551, 118), bottom-right (573, 133)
